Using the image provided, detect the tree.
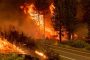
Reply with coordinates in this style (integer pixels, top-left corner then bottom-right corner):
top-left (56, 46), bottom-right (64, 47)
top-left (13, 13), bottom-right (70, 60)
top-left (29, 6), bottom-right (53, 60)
top-left (82, 0), bottom-right (90, 42)
top-left (52, 0), bottom-right (77, 41)
top-left (52, 0), bottom-right (63, 42)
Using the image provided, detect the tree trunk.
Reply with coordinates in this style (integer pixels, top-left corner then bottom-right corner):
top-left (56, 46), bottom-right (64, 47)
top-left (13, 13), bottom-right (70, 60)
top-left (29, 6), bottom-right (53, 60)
top-left (59, 24), bottom-right (62, 42)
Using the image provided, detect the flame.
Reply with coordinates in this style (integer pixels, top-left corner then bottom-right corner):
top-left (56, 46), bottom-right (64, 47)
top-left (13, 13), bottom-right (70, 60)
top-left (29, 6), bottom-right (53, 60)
top-left (21, 2), bottom-right (71, 41)
top-left (21, 3), bottom-right (58, 39)
top-left (27, 4), bottom-right (44, 28)
top-left (49, 3), bottom-right (55, 15)
top-left (20, 1), bottom-right (79, 41)
top-left (0, 37), bottom-right (25, 54)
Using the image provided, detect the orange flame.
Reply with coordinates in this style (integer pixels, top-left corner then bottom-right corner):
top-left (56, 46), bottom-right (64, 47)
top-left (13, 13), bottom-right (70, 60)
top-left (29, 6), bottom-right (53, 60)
top-left (0, 37), bottom-right (25, 54)
top-left (21, 3), bottom-right (58, 39)
top-left (49, 3), bottom-right (55, 16)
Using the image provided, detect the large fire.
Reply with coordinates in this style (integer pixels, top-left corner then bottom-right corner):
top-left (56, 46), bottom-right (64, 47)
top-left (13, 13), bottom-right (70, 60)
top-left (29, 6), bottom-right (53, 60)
top-left (20, 2), bottom-right (71, 41)
top-left (21, 3), bottom-right (58, 39)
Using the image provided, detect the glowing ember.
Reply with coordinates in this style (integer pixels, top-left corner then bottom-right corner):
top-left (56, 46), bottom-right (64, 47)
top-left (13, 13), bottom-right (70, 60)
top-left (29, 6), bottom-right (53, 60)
top-left (35, 50), bottom-right (47, 59)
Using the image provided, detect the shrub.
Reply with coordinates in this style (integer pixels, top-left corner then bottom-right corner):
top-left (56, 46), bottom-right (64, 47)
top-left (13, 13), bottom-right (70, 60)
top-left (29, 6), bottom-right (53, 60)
top-left (24, 55), bottom-right (39, 60)
top-left (45, 49), bottom-right (61, 60)
top-left (0, 53), bottom-right (25, 60)
top-left (61, 40), bottom-right (74, 46)
top-left (85, 45), bottom-right (90, 51)
top-left (63, 40), bottom-right (88, 48)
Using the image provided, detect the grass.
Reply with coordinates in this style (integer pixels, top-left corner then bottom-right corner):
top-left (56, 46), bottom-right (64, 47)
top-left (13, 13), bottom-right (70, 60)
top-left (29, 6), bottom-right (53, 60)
top-left (0, 53), bottom-right (25, 60)
top-left (36, 39), bottom-right (61, 60)
top-left (0, 53), bottom-right (40, 60)
top-left (60, 40), bottom-right (90, 51)
top-left (85, 45), bottom-right (90, 51)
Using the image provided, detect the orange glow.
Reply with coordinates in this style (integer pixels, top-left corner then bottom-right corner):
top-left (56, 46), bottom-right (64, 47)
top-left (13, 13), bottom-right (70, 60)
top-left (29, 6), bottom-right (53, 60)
top-left (21, 2), bottom-right (71, 41)
top-left (35, 50), bottom-right (47, 59)
top-left (21, 3), bottom-right (59, 39)
top-left (0, 37), bottom-right (25, 54)
top-left (49, 3), bottom-right (55, 15)
top-left (27, 4), bottom-right (44, 27)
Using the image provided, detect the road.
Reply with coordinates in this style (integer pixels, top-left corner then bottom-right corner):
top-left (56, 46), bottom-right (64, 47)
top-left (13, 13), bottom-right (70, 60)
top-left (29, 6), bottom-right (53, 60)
top-left (42, 42), bottom-right (90, 60)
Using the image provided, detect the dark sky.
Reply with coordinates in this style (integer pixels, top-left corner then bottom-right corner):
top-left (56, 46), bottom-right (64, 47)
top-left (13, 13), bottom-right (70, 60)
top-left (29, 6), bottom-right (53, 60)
top-left (34, 0), bottom-right (52, 11)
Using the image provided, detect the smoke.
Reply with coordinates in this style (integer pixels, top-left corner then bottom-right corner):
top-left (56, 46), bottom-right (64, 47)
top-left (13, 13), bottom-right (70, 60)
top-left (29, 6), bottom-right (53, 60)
top-left (34, 0), bottom-right (53, 11)
top-left (0, 0), bottom-right (55, 39)
top-left (0, 0), bottom-right (40, 38)
top-left (0, 0), bottom-right (26, 25)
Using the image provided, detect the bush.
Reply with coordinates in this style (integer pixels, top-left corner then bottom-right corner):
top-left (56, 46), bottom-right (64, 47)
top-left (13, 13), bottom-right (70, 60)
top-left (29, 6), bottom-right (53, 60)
top-left (24, 55), bottom-right (39, 60)
top-left (45, 49), bottom-right (61, 60)
top-left (85, 45), bottom-right (90, 51)
top-left (71, 40), bottom-right (87, 48)
top-left (64, 40), bottom-right (88, 48)
top-left (0, 53), bottom-right (25, 60)
top-left (0, 53), bottom-right (39, 60)
top-left (61, 40), bottom-right (90, 51)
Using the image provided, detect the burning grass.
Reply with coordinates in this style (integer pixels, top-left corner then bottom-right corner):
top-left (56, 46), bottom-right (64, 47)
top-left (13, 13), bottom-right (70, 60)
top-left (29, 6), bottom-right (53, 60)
top-left (0, 38), bottom-right (25, 54)
top-left (0, 26), bottom-right (37, 54)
